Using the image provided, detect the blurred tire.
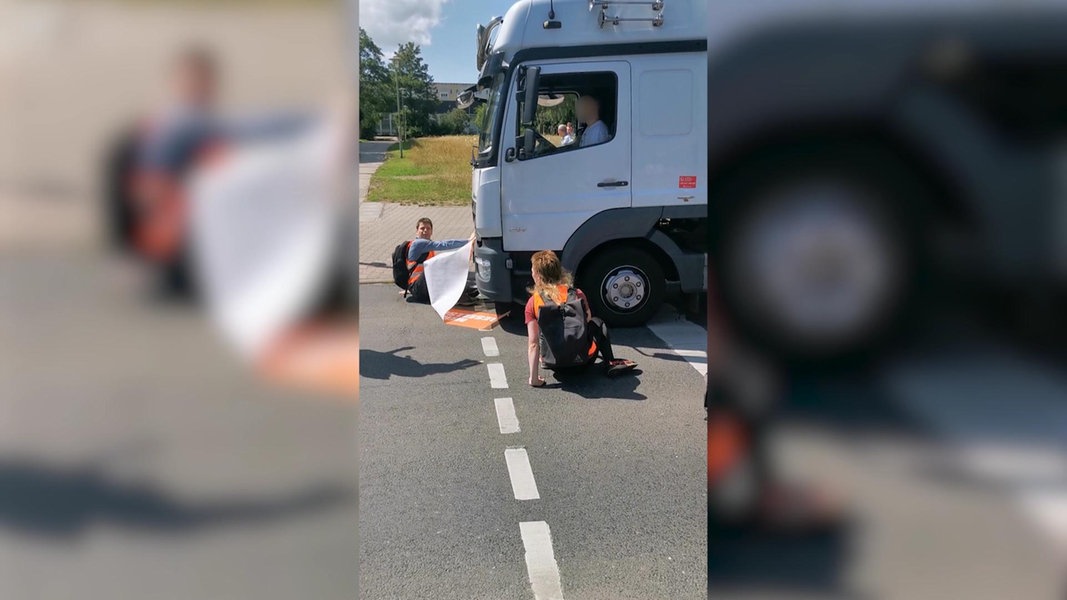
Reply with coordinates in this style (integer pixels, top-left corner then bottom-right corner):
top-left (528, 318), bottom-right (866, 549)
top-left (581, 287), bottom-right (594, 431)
top-left (714, 146), bottom-right (924, 363)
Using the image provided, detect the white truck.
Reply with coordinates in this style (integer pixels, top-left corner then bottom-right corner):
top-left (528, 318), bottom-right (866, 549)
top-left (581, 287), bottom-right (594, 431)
top-left (463, 0), bottom-right (707, 326)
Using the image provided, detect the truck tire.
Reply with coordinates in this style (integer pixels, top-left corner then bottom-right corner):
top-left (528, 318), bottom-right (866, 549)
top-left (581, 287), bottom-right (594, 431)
top-left (579, 246), bottom-right (665, 328)
top-left (714, 149), bottom-right (923, 363)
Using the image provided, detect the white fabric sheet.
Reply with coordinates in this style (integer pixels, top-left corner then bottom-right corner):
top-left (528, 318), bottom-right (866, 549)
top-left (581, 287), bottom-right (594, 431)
top-left (423, 241), bottom-right (473, 320)
top-left (189, 119), bottom-right (339, 361)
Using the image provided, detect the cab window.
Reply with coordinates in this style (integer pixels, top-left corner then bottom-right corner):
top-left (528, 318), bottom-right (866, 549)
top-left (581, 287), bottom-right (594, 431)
top-left (515, 71), bottom-right (618, 159)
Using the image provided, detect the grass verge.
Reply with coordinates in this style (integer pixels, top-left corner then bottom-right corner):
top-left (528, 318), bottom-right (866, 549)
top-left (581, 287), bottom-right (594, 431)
top-left (367, 136), bottom-right (476, 206)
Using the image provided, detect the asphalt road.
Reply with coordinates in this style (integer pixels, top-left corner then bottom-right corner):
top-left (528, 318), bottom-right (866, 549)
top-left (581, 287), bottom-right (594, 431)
top-left (358, 284), bottom-right (709, 600)
top-left (0, 252), bottom-right (360, 599)
top-left (710, 313), bottom-right (1067, 599)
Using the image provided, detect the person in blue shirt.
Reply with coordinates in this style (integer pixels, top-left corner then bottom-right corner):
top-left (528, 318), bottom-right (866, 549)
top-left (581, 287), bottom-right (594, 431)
top-left (405, 217), bottom-right (477, 304)
top-left (576, 96), bottom-right (610, 148)
top-left (132, 45), bottom-right (315, 297)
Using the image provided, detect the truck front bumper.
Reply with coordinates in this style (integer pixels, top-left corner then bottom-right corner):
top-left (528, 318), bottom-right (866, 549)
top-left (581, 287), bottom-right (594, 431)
top-left (473, 237), bottom-right (512, 303)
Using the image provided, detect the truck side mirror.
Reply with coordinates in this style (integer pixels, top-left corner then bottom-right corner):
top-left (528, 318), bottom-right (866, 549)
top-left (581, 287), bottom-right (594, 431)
top-left (519, 66), bottom-right (540, 128)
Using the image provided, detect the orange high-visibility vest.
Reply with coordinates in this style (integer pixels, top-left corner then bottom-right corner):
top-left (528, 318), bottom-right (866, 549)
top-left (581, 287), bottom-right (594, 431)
top-left (406, 247), bottom-right (435, 286)
top-left (708, 413), bottom-right (747, 487)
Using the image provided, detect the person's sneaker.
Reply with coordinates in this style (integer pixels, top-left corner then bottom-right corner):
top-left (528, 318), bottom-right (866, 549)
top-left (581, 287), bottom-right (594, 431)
top-left (606, 359), bottom-right (637, 376)
top-left (455, 293), bottom-right (477, 307)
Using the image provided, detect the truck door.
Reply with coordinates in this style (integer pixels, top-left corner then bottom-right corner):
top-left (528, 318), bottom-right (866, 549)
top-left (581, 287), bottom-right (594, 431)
top-left (499, 61), bottom-right (631, 252)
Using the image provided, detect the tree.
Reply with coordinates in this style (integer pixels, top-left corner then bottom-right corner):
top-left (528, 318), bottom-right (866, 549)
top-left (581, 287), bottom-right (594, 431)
top-left (390, 42), bottom-right (438, 139)
top-left (434, 107), bottom-right (472, 135)
top-left (534, 96), bottom-right (577, 135)
top-left (358, 29), bottom-right (391, 139)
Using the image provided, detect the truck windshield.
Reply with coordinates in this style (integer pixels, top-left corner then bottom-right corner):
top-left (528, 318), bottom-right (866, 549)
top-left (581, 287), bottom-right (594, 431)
top-left (477, 72), bottom-right (506, 156)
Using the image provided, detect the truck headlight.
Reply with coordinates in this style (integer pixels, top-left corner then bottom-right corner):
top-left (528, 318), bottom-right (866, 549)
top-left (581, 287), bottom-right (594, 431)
top-left (474, 256), bottom-right (491, 280)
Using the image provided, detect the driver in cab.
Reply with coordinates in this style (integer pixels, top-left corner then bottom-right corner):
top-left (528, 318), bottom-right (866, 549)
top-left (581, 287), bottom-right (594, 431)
top-left (576, 95), bottom-right (609, 148)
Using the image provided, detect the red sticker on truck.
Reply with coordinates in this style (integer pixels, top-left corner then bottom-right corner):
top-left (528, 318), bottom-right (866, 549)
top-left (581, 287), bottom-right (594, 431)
top-left (679, 176), bottom-right (697, 189)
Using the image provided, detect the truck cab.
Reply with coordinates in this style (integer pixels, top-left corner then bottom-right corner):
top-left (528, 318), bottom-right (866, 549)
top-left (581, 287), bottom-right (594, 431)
top-left (467, 0), bottom-right (707, 326)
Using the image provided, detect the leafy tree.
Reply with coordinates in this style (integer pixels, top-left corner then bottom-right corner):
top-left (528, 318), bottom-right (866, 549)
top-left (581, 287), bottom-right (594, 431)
top-left (534, 96), bottom-right (577, 135)
top-left (358, 29), bottom-right (391, 139)
top-left (390, 42), bottom-right (438, 138)
top-left (434, 107), bottom-right (473, 135)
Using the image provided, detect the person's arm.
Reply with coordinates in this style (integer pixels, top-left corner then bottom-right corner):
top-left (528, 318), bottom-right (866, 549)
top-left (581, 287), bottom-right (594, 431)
top-left (423, 238), bottom-right (469, 252)
top-left (224, 112), bottom-right (318, 143)
top-left (577, 289), bottom-right (593, 322)
top-left (527, 320), bottom-right (543, 385)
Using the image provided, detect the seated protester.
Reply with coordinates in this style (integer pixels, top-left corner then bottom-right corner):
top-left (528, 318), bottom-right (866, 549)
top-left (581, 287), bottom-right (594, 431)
top-left (133, 44), bottom-right (316, 298)
top-left (576, 95), bottom-right (610, 148)
top-left (524, 250), bottom-right (636, 387)
top-left (403, 217), bottom-right (477, 304)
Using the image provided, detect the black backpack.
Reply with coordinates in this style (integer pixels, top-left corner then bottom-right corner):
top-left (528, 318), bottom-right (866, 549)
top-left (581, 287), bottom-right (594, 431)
top-left (102, 125), bottom-right (141, 253)
top-left (391, 241), bottom-right (428, 296)
top-left (536, 287), bottom-right (593, 369)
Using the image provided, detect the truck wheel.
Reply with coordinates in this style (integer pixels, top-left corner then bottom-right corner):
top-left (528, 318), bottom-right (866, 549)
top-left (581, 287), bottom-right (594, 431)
top-left (715, 151), bottom-right (922, 363)
top-left (580, 247), bottom-right (665, 328)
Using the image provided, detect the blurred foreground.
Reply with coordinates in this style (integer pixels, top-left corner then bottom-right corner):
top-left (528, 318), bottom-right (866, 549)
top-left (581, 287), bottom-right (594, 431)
top-left (707, 1), bottom-right (1067, 598)
top-left (0, 1), bottom-right (359, 598)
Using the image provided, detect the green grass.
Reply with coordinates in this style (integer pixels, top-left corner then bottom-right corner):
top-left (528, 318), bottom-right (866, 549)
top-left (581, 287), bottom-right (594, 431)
top-left (387, 139), bottom-right (416, 152)
top-left (367, 136), bottom-right (477, 206)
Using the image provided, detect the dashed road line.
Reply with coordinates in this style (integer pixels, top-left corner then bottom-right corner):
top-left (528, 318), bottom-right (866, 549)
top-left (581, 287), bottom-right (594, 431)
top-left (488, 362), bottom-right (509, 388)
top-left (481, 336), bottom-right (500, 357)
top-left (520, 521), bottom-right (565, 600)
top-left (494, 397), bottom-right (520, 434)
top-left (505, 448), bottom-right (540, 500)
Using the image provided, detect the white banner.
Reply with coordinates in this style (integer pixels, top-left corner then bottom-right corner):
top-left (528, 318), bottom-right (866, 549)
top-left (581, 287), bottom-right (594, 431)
top-left (423, 241), bottom-right (473, 320)
top-left (189, 119), bottom-right (338, 361)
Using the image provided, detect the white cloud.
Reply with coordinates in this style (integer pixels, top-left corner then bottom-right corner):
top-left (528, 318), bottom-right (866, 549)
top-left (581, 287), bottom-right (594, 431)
top-left (360, 0), bottom-right (450, 56)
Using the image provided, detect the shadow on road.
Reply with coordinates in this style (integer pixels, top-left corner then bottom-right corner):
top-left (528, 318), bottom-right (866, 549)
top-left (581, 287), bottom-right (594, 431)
top-left (0, 457), bottom-right (353, 539)
top-left (709, 523), bottom-right (859, 599)
top-left (359, 346), bottom-right (480, 380)
top-left (551, 368), bottom-right (647, 401)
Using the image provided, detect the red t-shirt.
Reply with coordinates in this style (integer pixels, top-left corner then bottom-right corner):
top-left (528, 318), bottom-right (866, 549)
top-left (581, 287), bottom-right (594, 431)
top-left (525, 288), bottom-right (590, 324)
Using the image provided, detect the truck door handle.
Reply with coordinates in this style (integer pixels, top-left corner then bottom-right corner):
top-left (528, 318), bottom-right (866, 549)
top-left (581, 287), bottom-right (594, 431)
top-left (597, 180), bottom-right (628, 187)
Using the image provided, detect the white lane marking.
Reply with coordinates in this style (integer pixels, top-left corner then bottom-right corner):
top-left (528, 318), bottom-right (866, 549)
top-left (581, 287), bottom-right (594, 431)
top-left (494, 397), bottom-right (520, 434)
top-left (505, 448), bottom-right (540, 500)
top-left (884, 345), bottom-right (1067, 553)
top-left (645, 308), bottom-right (707, 377)
top-left (488, 362), bottom-right (509, 388)
top-left (481, 336), bottom-right (500, 357)
top-left (520, 521), bottom-right (565, 600)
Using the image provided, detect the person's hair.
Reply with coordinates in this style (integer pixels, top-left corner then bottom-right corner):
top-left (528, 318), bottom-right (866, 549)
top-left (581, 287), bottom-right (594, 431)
top-left (174, 43), bottom-right (217, 77)
top-left (415, 217), bottom-right (433, 230)
top-left (529, 250), bottom-right (573, 300)
top-left (557, 124), bottom-right (566, 133)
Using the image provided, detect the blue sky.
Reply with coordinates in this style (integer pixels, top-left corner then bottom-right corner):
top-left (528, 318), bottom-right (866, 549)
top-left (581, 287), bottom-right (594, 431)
top-left (360, 0), bottom-right (512, 84)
